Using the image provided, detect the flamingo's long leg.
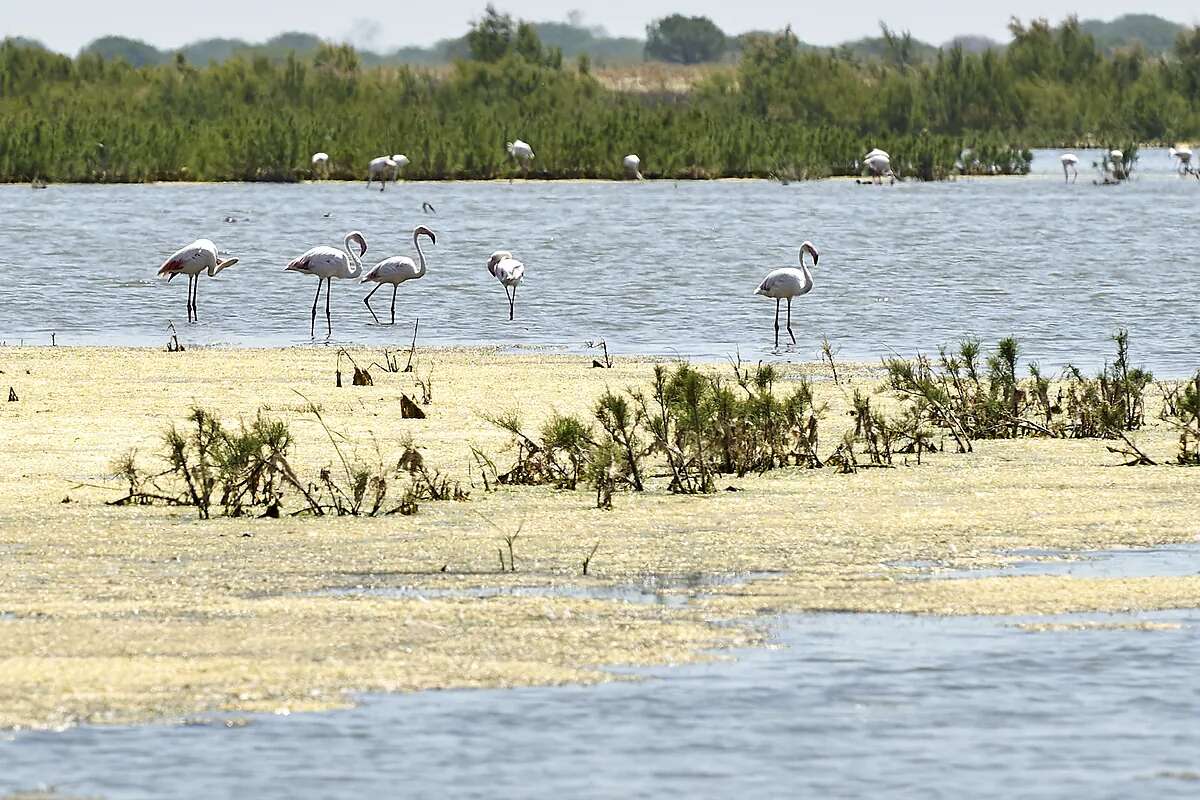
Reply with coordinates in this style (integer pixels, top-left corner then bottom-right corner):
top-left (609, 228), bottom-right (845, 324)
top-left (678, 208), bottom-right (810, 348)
top-left (509, 284), bottom-right (517, 321)
top-left (193, 275), bottom-right (200, 322)
top-left (773, 299), bottom-right (780, 348)
top-left (390, 284), bottom-right (398, 325)
top-left (363, 283), bottom-right (382, 325)
top-left (786, 298), bottom-right (796, 345)
top-left (310, 278), bottom-right (322, 338)
top-left (325, 279), bottom-right (333, 338)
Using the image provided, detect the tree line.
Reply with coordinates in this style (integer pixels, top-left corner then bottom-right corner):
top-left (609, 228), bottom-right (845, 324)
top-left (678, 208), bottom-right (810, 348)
top-left (0, 12), bottom-right (1197, 183)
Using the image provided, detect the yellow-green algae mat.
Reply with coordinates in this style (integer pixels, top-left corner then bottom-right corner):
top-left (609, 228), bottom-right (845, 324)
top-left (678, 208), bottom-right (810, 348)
top-left (0, 346), bottom-right (1197, 730)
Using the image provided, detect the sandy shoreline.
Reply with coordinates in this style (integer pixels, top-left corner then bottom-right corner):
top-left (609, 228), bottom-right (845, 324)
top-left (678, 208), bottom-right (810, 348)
top-left (1, 345), bottom-right (1197, 730)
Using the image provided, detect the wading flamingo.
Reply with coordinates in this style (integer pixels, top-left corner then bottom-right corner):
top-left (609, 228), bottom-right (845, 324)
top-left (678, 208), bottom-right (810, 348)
top-left (1060, 153), bottom-right (1079, 183)
top-left (486, 250), bottom-right (526, 321)
top-left (367, 155), bottom-right (409, 191)
top-left (623, 154), bottom-right (643, 179)
top-left (755, 241), bottom-right (820, 348)
top-left (360, 225), bottom-right (436, 325)
top-left (1169, 146), bottom-right (1194, 176)
top-left (863, 149), bottom-right (893, 184)
top-left (285, 231), bottom-right (368, 338)
top-left (507, 140), bottom-right (534, 174)
top-left (157, 239), bottom-right (239, 323)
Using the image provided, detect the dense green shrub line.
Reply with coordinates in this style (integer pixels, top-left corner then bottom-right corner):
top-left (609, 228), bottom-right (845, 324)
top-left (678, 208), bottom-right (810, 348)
top-left (2, 16), bottom-right (1197, 182)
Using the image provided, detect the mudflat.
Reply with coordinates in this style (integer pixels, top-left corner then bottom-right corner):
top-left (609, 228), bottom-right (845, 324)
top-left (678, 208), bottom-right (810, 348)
top-left (1, 345), bottom-right (1196, 730)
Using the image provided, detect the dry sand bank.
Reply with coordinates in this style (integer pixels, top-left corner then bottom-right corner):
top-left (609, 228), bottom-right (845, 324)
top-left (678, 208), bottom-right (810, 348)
top-left (0, 345), bottom-right (1197, 729)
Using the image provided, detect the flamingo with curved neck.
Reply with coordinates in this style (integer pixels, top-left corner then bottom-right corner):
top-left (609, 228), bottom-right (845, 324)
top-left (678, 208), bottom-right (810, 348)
top-left (285, 231), bottom-right (368, 338)
top-left (156, 238), bottom-right (239, 323)
top-left (754, 241), bottom-right (820, 348)
top-left (360, 226), bottom-right (436, 325)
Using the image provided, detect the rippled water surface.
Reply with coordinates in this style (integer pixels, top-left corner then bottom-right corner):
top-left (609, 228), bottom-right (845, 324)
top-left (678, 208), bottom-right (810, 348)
top-left (3, 149), bottom-right (1198, 372)
top-left (3, 602), bottom-right (1198, 798)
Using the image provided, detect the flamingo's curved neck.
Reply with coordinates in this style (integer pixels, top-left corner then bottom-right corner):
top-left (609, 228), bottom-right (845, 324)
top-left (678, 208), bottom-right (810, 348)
top-left (344, 235), bottom-right (363, 278)
top-left (413, 232), bottom-right (428, 278)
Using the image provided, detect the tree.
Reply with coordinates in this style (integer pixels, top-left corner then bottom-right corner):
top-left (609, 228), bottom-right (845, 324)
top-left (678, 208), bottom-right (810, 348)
top-left (467, 5), bottom-right (516, 63)
top-left (644, 15), bottom-right (727, 64)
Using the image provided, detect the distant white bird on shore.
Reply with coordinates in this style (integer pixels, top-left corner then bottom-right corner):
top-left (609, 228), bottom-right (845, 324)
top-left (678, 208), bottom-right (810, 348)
top-left (285, 231), bottom-right (368, 338)
top-left (312, 152), bottom-right (329, 167)
top-left (623, 154), bottom-right (643, 179)
top-left (156, 239), bottom-right (239, 323)
top-left (1060, 153), bottom-right (1079, 183)
top-left (360, 225), bottom-right (436, 325)
top-left (754, 241), bottom-right (819, 348)
top-left (487, 250), bottom-right (526, 321)
top-left (863, 149), bottom-right (893, 184)
top-left (507, 140), bottom-right (534, 174)
top-left (367, 154), bottom-right (409, 191)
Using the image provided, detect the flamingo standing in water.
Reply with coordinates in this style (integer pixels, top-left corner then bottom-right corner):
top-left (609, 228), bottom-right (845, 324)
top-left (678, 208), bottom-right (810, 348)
top-left (623, 154), bottom-right (643, 179)
top-left (507, 140), bottom-right (534, 175)
top-left (367, 155), bottom-right (409, 191)
top-left (1060, 153), bottom-right (1079, 183)
top-left (487, 250), bottom-right (526, 321)
top-left (863, 149), bottom-right (894, 184)
top-left (157, 239), bottom-right (239, 323)
top-left (1169, 146), bottom-right (1194, 176)
top-left (755, 241), bottom-right (820, 348)
top-left (360, 225), bottom-right (436, 325)
top-left (285, 231), bottom-right (368, 338)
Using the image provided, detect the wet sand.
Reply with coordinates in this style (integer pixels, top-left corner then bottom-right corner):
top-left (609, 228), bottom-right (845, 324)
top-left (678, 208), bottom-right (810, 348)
top-left (1, 345), bottom-right (1197, 729)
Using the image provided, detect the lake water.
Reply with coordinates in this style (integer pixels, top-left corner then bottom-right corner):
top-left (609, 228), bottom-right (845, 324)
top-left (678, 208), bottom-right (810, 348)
top-left (2, 149), bottom-right (1198, 374)
top-left (3, 546), bottom-right (1198, 799)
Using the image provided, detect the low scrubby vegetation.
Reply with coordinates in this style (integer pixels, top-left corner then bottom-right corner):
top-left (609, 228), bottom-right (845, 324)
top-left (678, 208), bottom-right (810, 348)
top-left (111, 405), bottom-right (465, 518)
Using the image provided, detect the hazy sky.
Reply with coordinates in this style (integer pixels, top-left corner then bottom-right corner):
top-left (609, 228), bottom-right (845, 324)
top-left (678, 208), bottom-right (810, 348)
top-left (7, 0), bottom-right (1199, 53)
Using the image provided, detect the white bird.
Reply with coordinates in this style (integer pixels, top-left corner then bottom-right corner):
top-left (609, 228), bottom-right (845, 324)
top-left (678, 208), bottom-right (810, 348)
top-left (487, 250), bottom-right (526, 321)
top-left (863, 149), bottom-right (893, 184)
top-left (754, 241), bottom-right (820, 348)
top-left (285, 231), bottom-right (368, 338)
top-left (623, 154), bottom-right (643, 180)
top-left (1060, 153), bottom-right (1079, 183)
top-left (156, 239), bottom-right (239, 323)
top-left (367, 154), bottom-right (409, 191)
top-left (312, 152), bottom-right (329, 167)
top-left (360, 225), bottom-right (436, 325)
top-left (507, 140), bottom-right (535, 174)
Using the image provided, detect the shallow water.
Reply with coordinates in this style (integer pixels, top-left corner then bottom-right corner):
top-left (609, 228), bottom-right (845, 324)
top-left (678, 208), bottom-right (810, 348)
top-left (3, 608), bottom-right (1197, 799)
top-left (3, 546), bottom-right (1199, 799)
top-left (3, 149), bottom-right (1198, 373)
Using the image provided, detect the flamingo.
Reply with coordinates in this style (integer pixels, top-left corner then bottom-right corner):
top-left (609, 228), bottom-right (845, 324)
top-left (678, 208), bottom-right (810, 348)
top-left (623, 154), bottom-right (643, 179)
top-left (486, 250), bottom-right (526, 321)
top-left (156, 239), bottom-right (239, 323)
top-left (1060, 153), bottom-right (1079, 183)
top-left (367, 155), bottom-right (409, 191)
top-left (755, 241), bottom-right (820, 348)
top-left (312, 152), bottom-right (329, 168)
top-left (507, 140), bottom-right (534, 174)
top-left (360, 225), bottom-right (436, 325)
top-left (1169, 146), bottom-right (1194, 176)
top-left (863, 149), bottom-right (893, 184)
top-left (285, 231), bottom-right (368, 338)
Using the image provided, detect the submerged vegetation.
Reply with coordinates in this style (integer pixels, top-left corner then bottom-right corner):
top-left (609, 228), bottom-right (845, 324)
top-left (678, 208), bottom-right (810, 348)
top-left (5, 12), bottom-right (1200, 182)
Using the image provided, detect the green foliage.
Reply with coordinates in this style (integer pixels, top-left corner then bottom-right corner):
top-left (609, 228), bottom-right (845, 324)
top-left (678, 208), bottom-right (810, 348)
top-left (885, 332), bottom-right (1154, 449)
top-left (5, 14), bottom-right (1200, 183)
top-left (1160, 374), bottom-right (1200, 465)
top-left (111, 406), bottom-right (460, 517)
top-left (644, 14), bottom-right (728, 64)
